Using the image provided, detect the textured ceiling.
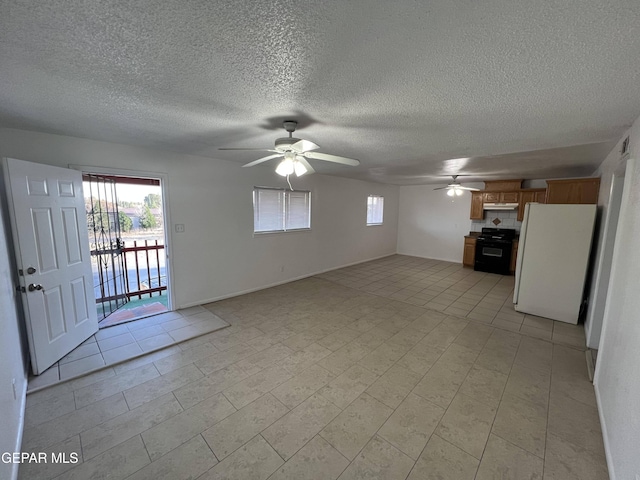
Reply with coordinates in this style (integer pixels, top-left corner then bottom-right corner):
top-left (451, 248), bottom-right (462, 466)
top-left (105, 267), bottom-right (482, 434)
top-left (1, 0), bottom-right (639, 185)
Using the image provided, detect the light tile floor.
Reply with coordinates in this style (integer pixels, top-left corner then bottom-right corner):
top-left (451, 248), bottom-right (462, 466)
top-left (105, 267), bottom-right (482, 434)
top-left (318, 255), bottom-right (587, 348)
top-left (21, 255), bottom-right (608, 480)
top-left (28, 306), bottom-right (230, 391)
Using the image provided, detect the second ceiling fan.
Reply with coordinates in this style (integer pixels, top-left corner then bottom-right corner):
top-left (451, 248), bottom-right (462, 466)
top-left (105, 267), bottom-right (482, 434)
top-left (433, 175), bottom-right (480, 196)
top-left (219, 121), bottom-right (360, 177)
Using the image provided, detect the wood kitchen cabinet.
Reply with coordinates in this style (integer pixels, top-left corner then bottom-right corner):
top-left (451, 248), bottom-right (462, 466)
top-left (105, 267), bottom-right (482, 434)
top-left (517, 188), bottom-right (546, 221)
top-left (483, 192), bottom-right (520, 203)
top-left (483, 191), bottom-right (500, 203)
top-left (546, 178), bottom-right (600, 204)
top-left (470, 191), bottom-right (484, 220)
top-left (463, 237), bottom-right (477, 267)
top-left (510, 239), bottom-right (519, 274)
top-left (501, 191), bottom-right (519, 202)
top-left (483, 179), bottom-right (523, 191)
top-left (483, 191), bottom-right (520, 203)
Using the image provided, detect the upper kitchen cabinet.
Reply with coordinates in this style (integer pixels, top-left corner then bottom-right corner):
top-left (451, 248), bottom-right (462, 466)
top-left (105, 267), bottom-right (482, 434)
top-left (470, 191), bottom-right (484, 219)
top-left (470, 182), bottom-right (522, 219)
top-left (483, 191), bottom-right (520, 203)
top-left (546, 178), bottom-right (600, 204)
top-left (517, 188), bottom-right (546, 221)
top-left (483, 179), bottom-right (523, 191)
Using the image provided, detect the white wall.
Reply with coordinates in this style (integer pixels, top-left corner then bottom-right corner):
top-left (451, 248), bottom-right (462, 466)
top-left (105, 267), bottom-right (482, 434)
top-left (0, 128), bottom-right (399, 308)
top-left (397, 183), bottom-right (483, 262)
top-left (0, 171), bottom-right (28, 480)
top-left (593, 114), bottom-right (640, 480)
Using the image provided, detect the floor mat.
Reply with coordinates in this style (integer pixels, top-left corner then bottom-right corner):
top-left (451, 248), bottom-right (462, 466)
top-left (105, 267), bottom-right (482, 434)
top-left (98, 301), bottom-right (168, 328)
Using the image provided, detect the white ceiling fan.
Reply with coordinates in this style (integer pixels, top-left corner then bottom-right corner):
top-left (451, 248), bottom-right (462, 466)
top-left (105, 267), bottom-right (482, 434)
top-left (219, 121), bottom-right (360, 177)
top-left (433, 175), bottom-right (480, 196)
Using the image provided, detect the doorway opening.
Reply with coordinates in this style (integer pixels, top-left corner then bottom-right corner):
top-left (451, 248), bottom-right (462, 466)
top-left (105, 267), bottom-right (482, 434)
top-left (585, 167), bottom-right (625, 351)
top-left (83, 173), bottom-right (171, 328)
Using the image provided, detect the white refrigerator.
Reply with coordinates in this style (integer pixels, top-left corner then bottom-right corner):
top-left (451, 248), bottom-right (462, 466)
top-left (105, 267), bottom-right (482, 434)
top-left (513, 203), bottom-right (597, 324)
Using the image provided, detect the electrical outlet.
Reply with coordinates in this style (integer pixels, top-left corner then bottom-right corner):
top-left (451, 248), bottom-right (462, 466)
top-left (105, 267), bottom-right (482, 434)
top-left (175, 224), bottom-right (185, 233)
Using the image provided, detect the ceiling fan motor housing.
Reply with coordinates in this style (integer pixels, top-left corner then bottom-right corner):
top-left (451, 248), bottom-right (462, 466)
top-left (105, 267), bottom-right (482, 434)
top-left (228, 119), bottom-right (359, 169)
top-left (275, 137), bottom-right (301, 152)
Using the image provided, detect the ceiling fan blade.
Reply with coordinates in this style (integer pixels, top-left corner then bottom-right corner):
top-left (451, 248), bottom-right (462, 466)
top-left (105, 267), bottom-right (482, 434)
top-left (242, 154), bottom-right (283, 168)
top-left (219, 148), bottom-right (278, 152)
top-left (457, 186), bottom-right (480, 191)
top-left (433, 186), bottom-right (449, 191)
top-left (295, 156), bottom-right (315, 175)
top-left (290, 139), bottom-right (320, 153)
top-left (303, 151), bottom-right (360, 166)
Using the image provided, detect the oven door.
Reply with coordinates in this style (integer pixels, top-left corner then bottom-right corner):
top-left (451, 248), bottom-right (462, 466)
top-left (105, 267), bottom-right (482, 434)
top-left (474, 241), bottom-right (512, 275)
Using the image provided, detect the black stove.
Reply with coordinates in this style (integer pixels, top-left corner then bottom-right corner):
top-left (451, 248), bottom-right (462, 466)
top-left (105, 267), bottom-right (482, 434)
top-left (474, 228), bottom-right (517, 275)
top-left (476, 227), bottom-right (517, 243)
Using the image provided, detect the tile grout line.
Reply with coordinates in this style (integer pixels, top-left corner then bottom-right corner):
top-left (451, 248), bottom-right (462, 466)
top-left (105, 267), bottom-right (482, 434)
top-left (27, 323), bottom-right (231, 395)
top-left (474, 336), bottom-right (523, 470)
top-left (25, 255), bottom-right (590, 479)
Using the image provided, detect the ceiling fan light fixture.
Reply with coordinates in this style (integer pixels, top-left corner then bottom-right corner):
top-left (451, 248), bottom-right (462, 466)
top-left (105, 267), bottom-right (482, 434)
top-left (294, 160), bottom-right (307, 177)
top-left (227, 121), bottom-right (359, 174)
top-left (434, 176), bottom-right (479, 194)
top-left (276, 157), bottom-right (295, 176)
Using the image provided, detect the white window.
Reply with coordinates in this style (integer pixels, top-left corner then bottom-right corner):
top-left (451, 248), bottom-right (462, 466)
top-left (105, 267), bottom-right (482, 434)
top-left (367, 194), bottom-right (384, 225)
top-left (253, 187), bottom-right (311, 233)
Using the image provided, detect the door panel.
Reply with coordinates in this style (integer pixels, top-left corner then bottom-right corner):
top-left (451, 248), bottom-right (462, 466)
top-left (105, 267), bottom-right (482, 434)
top-left (58, 180), bottom-right (75, 197)
top-left (27, 177), bottom-right (48, 195)
top-left (62, 208), bottom-right (83, 265)
top-left (3, 157), bottom-right (98, 375)
top-left (44, 287), bottom-right (66, 340)
top-left (70, 277), bottom-right (90, 325)
top-left (32, 208), bottom-right (59, 272)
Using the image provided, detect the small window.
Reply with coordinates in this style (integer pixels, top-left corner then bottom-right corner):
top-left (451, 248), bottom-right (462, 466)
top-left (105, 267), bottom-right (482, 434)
top-left (367, 195), bottom-right (384, 225)
top-left (253, 187), bottom-right (311, 233)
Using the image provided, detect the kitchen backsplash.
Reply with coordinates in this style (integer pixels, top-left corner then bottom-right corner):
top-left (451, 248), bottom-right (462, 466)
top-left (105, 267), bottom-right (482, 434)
top-left (470, 210), bottom-right (522, 232)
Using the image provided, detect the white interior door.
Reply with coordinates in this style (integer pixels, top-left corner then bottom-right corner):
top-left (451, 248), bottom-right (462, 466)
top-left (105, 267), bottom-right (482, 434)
top-left (3, 158), bottom-right (98, 375)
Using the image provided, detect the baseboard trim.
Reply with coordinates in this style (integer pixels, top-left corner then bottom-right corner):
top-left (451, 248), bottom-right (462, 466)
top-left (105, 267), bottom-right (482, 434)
top-left (395, 251), bottom-right (462, 264)
top-left (593, 380), bottom-right (616, 480)
top-left (177, 252), bottom-right (397, 309)
top-left (585, 349), bottom-right (596, 382)
top-left (10, 376), bottom-right (27, 480)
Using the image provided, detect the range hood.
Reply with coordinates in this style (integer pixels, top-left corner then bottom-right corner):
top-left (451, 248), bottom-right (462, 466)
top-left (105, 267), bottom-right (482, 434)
top-left (483, 202), bottom-right (519, 211)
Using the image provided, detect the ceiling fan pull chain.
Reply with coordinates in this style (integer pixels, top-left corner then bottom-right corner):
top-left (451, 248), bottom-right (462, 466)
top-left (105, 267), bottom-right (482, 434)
top-left (286, 174), bottom-right (294, 191)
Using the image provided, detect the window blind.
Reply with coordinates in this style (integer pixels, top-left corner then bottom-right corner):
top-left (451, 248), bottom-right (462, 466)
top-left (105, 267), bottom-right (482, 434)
top-left (254, 187), bottom-right (311, 233)
top-left (367, 195), bottom-right (384, 225)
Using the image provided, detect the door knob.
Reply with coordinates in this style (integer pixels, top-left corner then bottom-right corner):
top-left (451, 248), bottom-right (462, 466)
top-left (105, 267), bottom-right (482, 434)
top-left (28, 283), bottom-right (43, 292)
top-left (26, 266), bottom-right (36, 274)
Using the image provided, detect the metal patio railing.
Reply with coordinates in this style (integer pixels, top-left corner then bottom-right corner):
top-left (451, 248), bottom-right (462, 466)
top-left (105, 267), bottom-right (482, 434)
top-left (122, 239), bottom-right (167, 300)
